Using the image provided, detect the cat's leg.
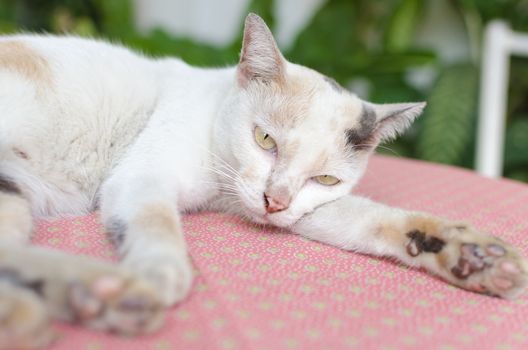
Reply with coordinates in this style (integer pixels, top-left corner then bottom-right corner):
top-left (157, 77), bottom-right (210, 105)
top-left (0, 181), bottom-right (54, 349)
top-left (0, 243), bottom-right (164, 336)
top-left (292, 195), bottom-right (528, 298)
top-left (0, 177), bottom-right (164, 344)
top-left (100, 173), bottom-right (193, 307)
top-left (0, 282), bottom-right (54, 350)
top-left (0, 178), bottom-right (33, 244)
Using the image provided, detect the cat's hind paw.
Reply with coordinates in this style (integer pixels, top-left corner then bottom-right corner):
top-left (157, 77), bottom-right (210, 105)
top-left (67, 273), bottom-right (165, 335)
top-left (125, 253), bottom-right (194, 307)
top-left (0, 283), bottom-right (55, 350)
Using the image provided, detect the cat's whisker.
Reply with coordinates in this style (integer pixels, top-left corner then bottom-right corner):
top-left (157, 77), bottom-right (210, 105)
top-left (221, 189), bottom-right (241, 196)
top-left (215, 161), bottom-right (240, 177)
top-left (216, 166), bottom-right (250, 192)
top-left (198, 146), bottom-right (241, 178)
top-left (199, 180), bottom-right (239, 191)
top-left (197, 166), bottom-right (253, 201)
top-left (202, 166), bottom-right (239, 183)
top-left (203, 153), bottom-right (253, 195)
top-left (212, 167), bottom-right (253, 197)
top-left (351, 143), bottom-right (402, 158)
top-left (200, 162), bottom-right (239, 179)
top-left (219, 187), bottom-right (240, 194)
top-left (211, 155), bottom-right (239, 177)
top-left (375, 145), bottom-right (402, 157)
top-left (173, 132), bottom-right (242, 180)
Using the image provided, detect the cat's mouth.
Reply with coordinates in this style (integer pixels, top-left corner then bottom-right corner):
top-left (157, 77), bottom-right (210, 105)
top-left (235, 181), bottom-right (297, 227)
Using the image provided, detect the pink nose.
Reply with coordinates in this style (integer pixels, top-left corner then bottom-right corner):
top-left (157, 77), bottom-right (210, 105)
top-left (264, 193), bottom-right (288, 213)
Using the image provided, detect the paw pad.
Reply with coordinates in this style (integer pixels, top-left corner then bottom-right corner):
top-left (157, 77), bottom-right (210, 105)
top-left (493, 277), bottom-right (513, 290)
top-left (487, 244), bottom-right (506, 257)
top-left (452, 243), bottom-right (501, 279)
top-left (69, 281), bottom-right (103, 319)
top-left (450, 241), bottom-right (526, 297)
top-left (500, 261), bottom-right (520, 274)
top-left (67, 274), bottom-right (164, 335)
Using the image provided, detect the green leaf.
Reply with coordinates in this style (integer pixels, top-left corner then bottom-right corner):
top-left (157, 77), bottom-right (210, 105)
top-left (0, 20), bottom-right (16, 34)
top-left (72, 17), bottom-right (97, 37)
top-left (356, 50), bottom-right (437, 76)
top-left (369, 74), bottom-right (421, 103)
top-left (125, 29), bottom-right (239, 66)
top-left (504, 169), bottom-right (528, 183)
top-left (504, 116), bottom-right (528, 168)
top-left (417, 64), bottom-right (478, 165)
top-left (287, 0), bottom-right (358, 79)
top-left (384, 0), bottom-right (423, 52)
top-left (95, 0), bottom-right (135, 39)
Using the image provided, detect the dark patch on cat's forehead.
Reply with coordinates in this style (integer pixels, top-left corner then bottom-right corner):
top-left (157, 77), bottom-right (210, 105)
top-left (345, 103), bottom-right (377, 150)
top-left (323, 76), bottom-right (346, 93)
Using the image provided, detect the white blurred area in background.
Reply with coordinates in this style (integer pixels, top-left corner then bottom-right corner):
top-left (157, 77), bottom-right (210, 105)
top-left (133, 0), bottom-right (325, 49)
top-left (132, 0), bottom-right (469, 93)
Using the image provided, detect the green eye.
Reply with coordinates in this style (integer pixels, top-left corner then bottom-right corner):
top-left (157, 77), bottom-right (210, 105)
top-left (314, 175), bottom-right (340, 186)
top-left (254, 126), bottom-right (277, 150)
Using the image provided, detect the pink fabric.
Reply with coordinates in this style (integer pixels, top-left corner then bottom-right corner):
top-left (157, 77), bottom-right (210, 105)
top-left (33, 155), bottom-right (528, 350)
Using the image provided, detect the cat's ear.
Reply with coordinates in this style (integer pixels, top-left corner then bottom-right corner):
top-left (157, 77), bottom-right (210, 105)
top-left (237, 13), bottom-right (286, 87)
top-left (347, 102), bottom-right (426, 149)
top-left (369, 102), bottom-right (426, 142)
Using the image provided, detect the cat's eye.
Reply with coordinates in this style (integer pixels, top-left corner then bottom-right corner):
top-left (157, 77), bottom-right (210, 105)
top-left (254, 126), bottom-right (277, 150)
top-left (314, 175), bottom-right (340, 186)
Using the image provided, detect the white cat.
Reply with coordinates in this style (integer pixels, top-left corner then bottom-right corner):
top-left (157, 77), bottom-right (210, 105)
top-left (0, 13), bottom-right (526, 349)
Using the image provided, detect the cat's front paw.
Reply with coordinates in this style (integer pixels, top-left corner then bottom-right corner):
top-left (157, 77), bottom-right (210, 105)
top-left (123, 252), bottom-right (193, 307)
top-left (0, 283), bottom-right (55, 350)
top-left (67, 272), bottom-right (164, 335)
top-left (438, 226), bottom-right (528, 298)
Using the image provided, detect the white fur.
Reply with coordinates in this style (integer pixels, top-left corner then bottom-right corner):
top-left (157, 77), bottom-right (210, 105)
top-left (0, 17), bottom-right (424, 307)
top-left (0, 28), bottom-right (424, 224)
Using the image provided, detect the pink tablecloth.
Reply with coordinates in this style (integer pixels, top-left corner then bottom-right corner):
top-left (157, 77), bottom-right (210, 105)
top-left (33, 155), bottom-right (528, 350)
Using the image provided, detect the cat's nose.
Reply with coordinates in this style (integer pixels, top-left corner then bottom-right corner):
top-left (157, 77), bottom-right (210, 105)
top-left (264, 193), bottom-right (289, 213)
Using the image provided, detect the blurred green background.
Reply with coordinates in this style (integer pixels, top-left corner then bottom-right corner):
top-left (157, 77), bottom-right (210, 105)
top-left (0, 0), bottom-right (527, 181)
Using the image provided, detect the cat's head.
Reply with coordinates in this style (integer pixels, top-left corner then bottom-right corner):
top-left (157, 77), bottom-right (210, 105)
top-left (215, 13), bottom-right (425, 228)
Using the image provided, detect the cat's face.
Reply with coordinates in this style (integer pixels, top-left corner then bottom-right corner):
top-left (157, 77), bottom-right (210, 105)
top-left (215, 14), bottom-right (424, 228)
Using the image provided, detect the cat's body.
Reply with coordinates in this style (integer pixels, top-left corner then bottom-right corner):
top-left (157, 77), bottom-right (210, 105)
top-left (0, 14), bottom-right (527, 349)
top-left (0, 35), bottom-right (228, 217)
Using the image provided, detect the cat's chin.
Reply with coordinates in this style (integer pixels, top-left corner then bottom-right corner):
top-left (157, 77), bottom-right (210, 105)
top-left (237, 204), bottom-right (268, 224)
top-left (250, 209), bottom-right (299, 229)
top-left (265, 215), bottom-right (297, 229)
top-left (244, 208), bottom-right (292, 228)
top-left (248, 213), bottom-right (268, 225)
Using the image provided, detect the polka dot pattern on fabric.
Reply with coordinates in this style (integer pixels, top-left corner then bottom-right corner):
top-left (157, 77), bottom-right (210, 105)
top-left (32, 155), bottom-right (528, 350)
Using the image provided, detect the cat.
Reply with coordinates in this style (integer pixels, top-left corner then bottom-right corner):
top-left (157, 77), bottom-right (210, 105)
top-left (0, 13), bottom-right (526, 349)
